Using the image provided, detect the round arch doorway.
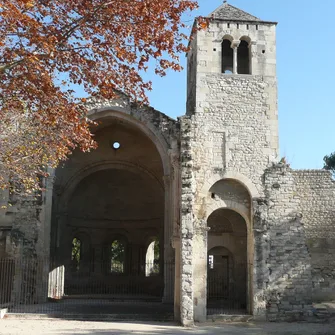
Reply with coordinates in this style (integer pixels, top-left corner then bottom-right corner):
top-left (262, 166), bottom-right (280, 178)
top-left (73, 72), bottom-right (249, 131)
top-left (207, 208), bottom-right (248, 315)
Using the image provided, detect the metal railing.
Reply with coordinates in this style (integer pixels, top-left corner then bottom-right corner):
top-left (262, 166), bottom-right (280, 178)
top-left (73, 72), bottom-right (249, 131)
top-left (0, 258), bottom-right (15, 305)
top-left (0, 257), bottom-right (175, 315)
top-left (207, 263), bottom-right (247, 315)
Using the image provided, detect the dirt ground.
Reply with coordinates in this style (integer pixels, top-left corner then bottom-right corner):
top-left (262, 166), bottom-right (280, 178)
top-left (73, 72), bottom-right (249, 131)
top-left (0, 319), bottom-right (335, 335)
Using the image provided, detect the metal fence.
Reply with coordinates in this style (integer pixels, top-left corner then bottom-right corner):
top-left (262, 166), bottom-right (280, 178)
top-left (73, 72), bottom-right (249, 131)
top-left (0, 259), bottom-right (15, 305)
top-left (207, 262), bottom-right (247, 315)
top-left (1, 257), bottom-right (247, 316)
top-left (0, 257), bottom-right (175, 316)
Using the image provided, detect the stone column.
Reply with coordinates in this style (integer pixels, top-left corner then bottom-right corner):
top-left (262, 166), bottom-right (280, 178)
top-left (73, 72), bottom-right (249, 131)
top-left (171, 142), bottom-right (181, 314)
top-left (252, 198), bottom-right (269, 320)
top-left (172, 235), bottom-right (181, 321)
top-left (179, 116), bottom-right (194, 326)
top-left (38, 169), bottom-right (55, 303)
top-left (231, 40), bottom-right (241, 74)
top-left (163, 175), bottom-right (174, 303)
top-left (192, 224), bottom-right (209, 322)
top-left (249, 41), bottom-right (257, 75)
top-left (128, 243), bottom-right (144, 275)
top-left (92, 243), bottom-right (103, 275)
top-left (125, 243), bottom-right (132, 275)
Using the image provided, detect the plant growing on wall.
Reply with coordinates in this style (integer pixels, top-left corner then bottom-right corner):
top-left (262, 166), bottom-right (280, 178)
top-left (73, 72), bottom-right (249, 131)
top-left (0, 0), bottom-right (207, 194)
top-left (323, 152), bottom-right (335, 176)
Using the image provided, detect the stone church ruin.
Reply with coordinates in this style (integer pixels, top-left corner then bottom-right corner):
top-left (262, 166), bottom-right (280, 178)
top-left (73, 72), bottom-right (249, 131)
top-left (1, 2), bottom-right (335, 325)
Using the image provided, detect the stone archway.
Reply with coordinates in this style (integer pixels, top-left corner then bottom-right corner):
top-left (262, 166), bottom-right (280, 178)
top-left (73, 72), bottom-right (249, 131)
top-left (201, 178), bottom-right (254, 317)
top-left (207, 208), bottom-right (248, 315)
top-left (50, 113), bottom-right (176, 306)
top-left (61, 167), bottom-right (165, 297)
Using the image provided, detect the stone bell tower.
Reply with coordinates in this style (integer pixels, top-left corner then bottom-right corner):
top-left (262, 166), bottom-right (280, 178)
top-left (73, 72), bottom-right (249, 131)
top-left (186, 1), bottom-right (279, 190)
top-left (180, 2), bottom-right (279, 324)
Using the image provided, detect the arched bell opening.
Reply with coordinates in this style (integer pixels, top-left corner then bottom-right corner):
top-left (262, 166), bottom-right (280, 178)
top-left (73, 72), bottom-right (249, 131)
top-left (237, 38), bottom-right (251, 74)
top-left (222, 38), bottom-right (234, 74)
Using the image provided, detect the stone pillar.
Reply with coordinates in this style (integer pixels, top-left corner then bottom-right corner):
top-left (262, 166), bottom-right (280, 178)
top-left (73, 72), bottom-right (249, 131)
top-left (192, 224), bottom-right (209, 322)
top-left (128, 243), bottom-right (144, 275)
top-left (56, 214), bottom-right (71, 264)
top-left (231, 40), bottom-right (240, 74)
top-left (252, 198), bottom-right (269, 320)
top-left (163, 175), bottom-right (174, 303)
top-left (38, 169), bottom-right (55, 303)
top-left (168, 139), bottom-right (180, 312)
top-left (249, 41), bottom-right (257, 75)
top-left (172, 235), bottom-right (181, 321)
top-left (93, 245), bottom-right (103, 274)
top-left (125, 243), bottom-right (132, 275)
top-left (179, 116), bottom-right (194, 326)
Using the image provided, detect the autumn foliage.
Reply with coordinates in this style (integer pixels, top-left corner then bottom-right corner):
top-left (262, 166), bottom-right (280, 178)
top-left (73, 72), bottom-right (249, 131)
top-left (0, 0), bottom-right (206, 194)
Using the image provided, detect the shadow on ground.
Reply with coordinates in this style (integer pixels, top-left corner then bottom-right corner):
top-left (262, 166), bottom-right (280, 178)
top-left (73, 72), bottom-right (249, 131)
top-left (2, 320), bottom-right (335, 335)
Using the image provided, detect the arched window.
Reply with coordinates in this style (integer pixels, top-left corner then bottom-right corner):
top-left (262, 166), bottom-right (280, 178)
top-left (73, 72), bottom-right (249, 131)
top-left (110, 239), bottom-right (125, 273)
top-left (237, 40), bottom-right (250, 74)
top-left (221, 39), bottom-right (233, 74)
top-left (71, 237), bottom-right (81, 271)
top-left (145, 238), bottom-right (160, 276)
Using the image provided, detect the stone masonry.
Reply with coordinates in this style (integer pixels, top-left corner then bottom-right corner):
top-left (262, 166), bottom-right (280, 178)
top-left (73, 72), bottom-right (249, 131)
top-left (0, 2), bottom-right (334, 326)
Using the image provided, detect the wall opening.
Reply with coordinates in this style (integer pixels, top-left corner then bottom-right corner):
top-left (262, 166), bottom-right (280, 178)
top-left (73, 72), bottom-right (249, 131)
top-left (71, 237), bottom-right (81, 272)
top-left (222, 39), bottom-right (233, 74)
top-left (237, 40), bottom-right (250, 74)
top-left (52, 120), bottom-right (170, 300)
top-left (207, 246), bottom-right (232, 301)
top-left (110, 239), bottom-right (125, 274)
top-left (145, 237), bottom-right (160, 276)
top-left (207, 208), bottom-right (247, 315)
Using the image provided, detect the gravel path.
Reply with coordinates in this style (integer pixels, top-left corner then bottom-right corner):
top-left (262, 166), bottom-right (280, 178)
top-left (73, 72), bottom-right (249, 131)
top-left (1, 319), bottom-right (335, 335)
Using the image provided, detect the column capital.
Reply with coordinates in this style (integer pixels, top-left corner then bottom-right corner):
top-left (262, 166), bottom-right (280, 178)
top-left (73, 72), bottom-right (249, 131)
top-left (231, 40), bottom-right (241, 48)
top-left (170, 235), bottom-right (180, 249)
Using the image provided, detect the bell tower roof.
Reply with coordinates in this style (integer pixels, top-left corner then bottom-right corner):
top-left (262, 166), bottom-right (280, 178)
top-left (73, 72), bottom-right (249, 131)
top-left (209, 2), bottom-right (261, 22)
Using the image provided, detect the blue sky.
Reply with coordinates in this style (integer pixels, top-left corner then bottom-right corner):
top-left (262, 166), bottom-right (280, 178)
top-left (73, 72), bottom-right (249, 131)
top-left (143, 0), bottom-right (335, 170)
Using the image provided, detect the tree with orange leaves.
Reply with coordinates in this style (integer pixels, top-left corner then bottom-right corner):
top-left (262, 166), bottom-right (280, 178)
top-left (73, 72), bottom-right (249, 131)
top-left (0, 0), bottom-right (206, 194)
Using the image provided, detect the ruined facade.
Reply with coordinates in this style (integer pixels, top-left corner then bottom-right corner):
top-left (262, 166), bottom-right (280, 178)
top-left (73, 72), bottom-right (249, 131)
top-left (1, 3), bottom-right (335, 325)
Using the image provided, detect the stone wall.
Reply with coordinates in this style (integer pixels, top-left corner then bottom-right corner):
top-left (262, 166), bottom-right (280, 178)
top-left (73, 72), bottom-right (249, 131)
top-left (293, 170), bottom-right (335, 301)
top-left (259, 163), bottom-right (313, 321)
top-left (86, 97), bottom-right (179, 150)
top-left (190, 74), bottom-right (278, 198)
top-left (0, 192), bottom-right (45, 259)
